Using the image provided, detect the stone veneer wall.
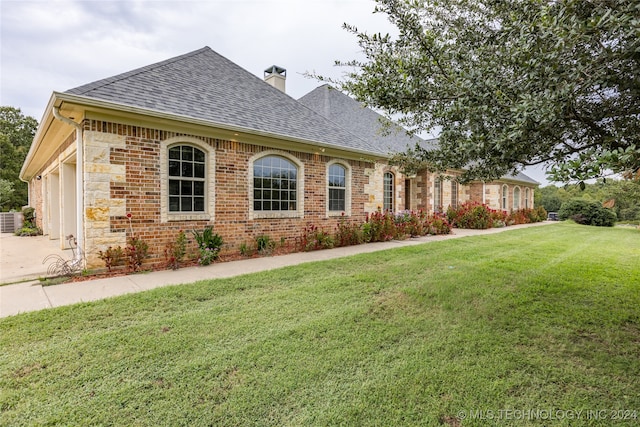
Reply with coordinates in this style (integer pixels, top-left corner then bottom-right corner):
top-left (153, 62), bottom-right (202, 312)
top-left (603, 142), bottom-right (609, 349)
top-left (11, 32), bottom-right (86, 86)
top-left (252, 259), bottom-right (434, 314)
top-left (420, 171), bottom-right (470, 214)
top-left (363, 164), bottom-right (403, 212)
top-left (82, 120), bottom-right (376, 269)
top-left (468, 182), bottom-right (536, 212)
top-left (485, 183), bottom-right (503, 210)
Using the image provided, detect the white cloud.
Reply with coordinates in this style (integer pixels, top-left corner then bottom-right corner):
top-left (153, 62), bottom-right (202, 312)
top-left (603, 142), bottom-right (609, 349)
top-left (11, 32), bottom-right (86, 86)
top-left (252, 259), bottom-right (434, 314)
top-left (1, 0), bottom-right (549, 183)
top-left (1, 0), bottom-right (393, 119)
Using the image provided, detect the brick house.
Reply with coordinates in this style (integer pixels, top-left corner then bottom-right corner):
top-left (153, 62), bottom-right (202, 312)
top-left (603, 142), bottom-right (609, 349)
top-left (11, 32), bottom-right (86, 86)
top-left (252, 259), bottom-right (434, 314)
top-left (298, 85), bottom-right (538, 214)
top-left (20, 47), bottom-right (538, 268)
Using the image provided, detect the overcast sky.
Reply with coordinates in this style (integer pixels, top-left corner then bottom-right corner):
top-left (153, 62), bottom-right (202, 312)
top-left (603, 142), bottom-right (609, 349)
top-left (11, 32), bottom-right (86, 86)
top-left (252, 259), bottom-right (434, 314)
top-left (0, 0), bottom-right (549, 184)
top-left (1, 0), bottom-right (394, 119)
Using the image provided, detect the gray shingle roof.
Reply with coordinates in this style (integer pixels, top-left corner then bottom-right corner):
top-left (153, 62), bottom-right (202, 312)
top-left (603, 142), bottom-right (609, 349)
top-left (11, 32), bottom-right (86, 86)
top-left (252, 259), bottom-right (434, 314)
top-left (298, 85), bottom-right (537, 185)
top-left (66, 47), bottom-right (537, 185)
top-left (501, 171), bottom-right (539, 184)
top-left (298, 84), bottom-right (434, 155)
top-left (66, 47), bottom-right (381, 155)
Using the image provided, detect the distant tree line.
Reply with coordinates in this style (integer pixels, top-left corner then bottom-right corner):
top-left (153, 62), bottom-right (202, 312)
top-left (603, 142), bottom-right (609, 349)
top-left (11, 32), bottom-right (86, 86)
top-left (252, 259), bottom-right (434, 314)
top-left (536, 180), bottom-right (640, 222)
top-left (0, 106), bottom-right (38, 211)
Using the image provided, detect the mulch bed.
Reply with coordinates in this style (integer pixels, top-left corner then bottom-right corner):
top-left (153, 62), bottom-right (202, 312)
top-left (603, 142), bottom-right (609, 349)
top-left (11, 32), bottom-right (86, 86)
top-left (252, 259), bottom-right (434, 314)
top-left (62, 244), bottom-right (301, 284)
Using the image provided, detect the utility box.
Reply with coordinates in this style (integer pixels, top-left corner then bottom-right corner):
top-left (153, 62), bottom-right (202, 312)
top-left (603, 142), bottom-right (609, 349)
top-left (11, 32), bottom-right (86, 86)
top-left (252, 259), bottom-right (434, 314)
top-left (0, 212), bottom-right (23, 233)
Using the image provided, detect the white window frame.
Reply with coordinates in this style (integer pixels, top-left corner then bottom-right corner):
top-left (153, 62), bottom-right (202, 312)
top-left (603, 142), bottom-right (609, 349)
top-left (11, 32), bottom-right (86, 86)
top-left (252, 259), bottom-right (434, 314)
top-left (326, 160), bottom-right (352, 217)
top-left (434, 177), bottom-right (443, 213)
top-left (160, 136), bottom-right (215, 223)
top-left (383, 171), bottom-right (395, 212)
top-left (451, 180), bottom-right (459, 209)
top-left (502, 184), bottom-right (509, 211)
top-left (513, 186), bottom-right (521, 210)
top-left (249, 150), bottom-right (304, 220)
top-left (525, 188), bottom-right (530, 209)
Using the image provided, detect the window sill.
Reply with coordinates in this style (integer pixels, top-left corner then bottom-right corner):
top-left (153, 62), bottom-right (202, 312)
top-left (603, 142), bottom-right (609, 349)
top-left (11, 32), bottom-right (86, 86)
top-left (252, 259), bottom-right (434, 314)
top-left (327, 211), bottom-right (349, 217)
top-left (167, 212), bottom-right (211, 221)
top-left (252, 211), bottom-right (302, 220)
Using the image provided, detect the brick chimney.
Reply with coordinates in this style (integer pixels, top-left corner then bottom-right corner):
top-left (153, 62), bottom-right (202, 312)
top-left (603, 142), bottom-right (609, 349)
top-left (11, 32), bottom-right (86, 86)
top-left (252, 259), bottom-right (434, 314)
top-left (264, 65), bottom-right (286, 93)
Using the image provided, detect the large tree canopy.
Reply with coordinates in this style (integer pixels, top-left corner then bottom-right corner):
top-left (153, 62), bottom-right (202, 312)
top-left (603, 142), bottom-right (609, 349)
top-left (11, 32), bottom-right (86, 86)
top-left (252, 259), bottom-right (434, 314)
top-left (334, 0), bottom-right (639, 183)
top-left (0, 106), bottom-right (38, 211)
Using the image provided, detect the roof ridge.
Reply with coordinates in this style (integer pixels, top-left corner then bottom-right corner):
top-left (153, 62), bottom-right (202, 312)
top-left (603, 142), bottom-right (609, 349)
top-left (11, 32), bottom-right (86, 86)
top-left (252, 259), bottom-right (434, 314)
top-left (295, 85), bottom-right (371, 149)
top-left (60, 47), bottom-right (388, 156)
top-left (66, 46), bottom-right (212, 95)
top-left (300, 84), bottom-right (424, 145)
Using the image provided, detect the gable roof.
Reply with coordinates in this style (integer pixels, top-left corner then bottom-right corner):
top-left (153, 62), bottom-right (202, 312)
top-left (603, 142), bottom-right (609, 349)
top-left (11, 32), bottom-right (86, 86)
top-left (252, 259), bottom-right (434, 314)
top-left (299, 84), bottom-right (538, 185)
top-left (298, 84), bottom-right (433, 155)
top-left (501, 171), bottom-right (539, 185)
top-left (65, 47), bottom-right (381, 156)
top-left (60, 47), bottom-right (536, 185)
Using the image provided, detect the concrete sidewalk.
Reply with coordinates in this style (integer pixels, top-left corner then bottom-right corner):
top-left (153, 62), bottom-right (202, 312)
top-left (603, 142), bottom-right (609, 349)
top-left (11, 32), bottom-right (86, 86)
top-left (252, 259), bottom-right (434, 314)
top-left (0, 222), bottom-right (553, 318)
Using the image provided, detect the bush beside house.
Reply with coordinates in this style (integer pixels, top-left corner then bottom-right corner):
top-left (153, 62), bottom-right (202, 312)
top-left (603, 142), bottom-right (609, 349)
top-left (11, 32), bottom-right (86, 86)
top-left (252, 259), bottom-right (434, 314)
top-left (446, 202), bottom-right (546, 229)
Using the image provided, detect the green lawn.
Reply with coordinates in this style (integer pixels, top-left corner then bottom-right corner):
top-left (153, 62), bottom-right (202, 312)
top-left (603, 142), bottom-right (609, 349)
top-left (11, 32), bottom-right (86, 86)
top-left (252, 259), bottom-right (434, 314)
top-left (1, 223), bottom-right (639, 426)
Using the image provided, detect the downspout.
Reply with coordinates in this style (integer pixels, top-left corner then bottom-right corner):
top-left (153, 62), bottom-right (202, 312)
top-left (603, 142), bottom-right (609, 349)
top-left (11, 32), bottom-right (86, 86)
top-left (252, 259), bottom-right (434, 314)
top-left (52, 107), bottom-right (84, 263)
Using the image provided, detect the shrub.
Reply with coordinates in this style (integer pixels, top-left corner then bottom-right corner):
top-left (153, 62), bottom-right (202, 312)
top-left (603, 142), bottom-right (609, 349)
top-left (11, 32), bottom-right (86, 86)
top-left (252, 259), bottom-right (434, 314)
top-left (447, 202), bottom-right (492, 229)
top-left (255, 235), bottom-right (275, 255)
top-left (508, 207), bottom-right (548, 225)
top-left (98, 246), bottom-right (124, 272)
top-left (298, 224), bottom-right (334, 251)
top-left (164, 230), bottom-right (187, 270)
top-left (427, 214), bottom-right (452, 235)
top-left (239, 242), bottom-right (254, 257)
top-left (559, 199), bottom-right (617, 227)
top-left (534, 206), bottom-right (548, 222)
top-left (619, 205), bottom-right (640, 221)
top-left (126, 236), bottom-right (149, 272)
top-left (508, 209), bottom-right (529, 225)
top-left (365, 210), bottom-right (397, 242)
top-left (22, 207), bottom-right (36, 226)
top-left (14, 206), bottom-right (42, 236)
top-left (334, 215), bottom-right (365, 247)
top-left (490, 209), bottom-right (509, 228)
top-left (14, 224), bottom-right (42, 236)
top-left (192, 226), bottom-right (224, 265)
top-left (394, 210), bottom-right (428, 237)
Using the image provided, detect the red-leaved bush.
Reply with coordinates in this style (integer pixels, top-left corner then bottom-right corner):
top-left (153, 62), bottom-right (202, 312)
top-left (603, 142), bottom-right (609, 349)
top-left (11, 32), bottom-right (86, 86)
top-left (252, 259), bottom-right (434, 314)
top-left (447, 203), bottom-right (547, 229)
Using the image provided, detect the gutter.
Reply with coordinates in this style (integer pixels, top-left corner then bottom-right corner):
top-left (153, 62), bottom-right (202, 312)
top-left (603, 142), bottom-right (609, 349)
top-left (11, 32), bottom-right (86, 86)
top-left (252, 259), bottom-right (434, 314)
top-left (52, 106), bottom-right (84, 264)
top-left (53, 91), bottom-right (385, 161)
top-left (19, 94), bottom-right (58, 182)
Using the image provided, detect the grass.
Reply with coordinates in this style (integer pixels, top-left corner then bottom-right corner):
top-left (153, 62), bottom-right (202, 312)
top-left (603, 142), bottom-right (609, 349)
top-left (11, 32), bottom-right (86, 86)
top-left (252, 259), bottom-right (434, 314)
top-left (1, 223), bottom-right (639, 426)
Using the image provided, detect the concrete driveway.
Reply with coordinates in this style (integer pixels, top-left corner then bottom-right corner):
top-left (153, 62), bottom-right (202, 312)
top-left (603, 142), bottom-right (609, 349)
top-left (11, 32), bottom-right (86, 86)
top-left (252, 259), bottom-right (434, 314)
top-left (0, 233), bottom-right (72, 284)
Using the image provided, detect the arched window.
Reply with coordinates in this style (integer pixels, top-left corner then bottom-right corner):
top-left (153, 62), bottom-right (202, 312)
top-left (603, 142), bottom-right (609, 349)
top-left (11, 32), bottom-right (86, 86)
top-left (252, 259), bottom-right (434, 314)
top-left (434, 177), bottom-right (443, 212)
top-left (502, 184), bottom-right (508, 210)
top-left (168, 145), bottom-right (206, 212)
top-left (525, 188), bottom-right (530, 209)
top-left (451, 180), bottom-right (459, 209)
top-left (328, 163), bottom-right (346, 212)
top-left (513, 187), bottom-right (521, 210)
top-left (383, 172), bottom-right (395, 211)
top-left (253, 155), bottom-right (298, 211)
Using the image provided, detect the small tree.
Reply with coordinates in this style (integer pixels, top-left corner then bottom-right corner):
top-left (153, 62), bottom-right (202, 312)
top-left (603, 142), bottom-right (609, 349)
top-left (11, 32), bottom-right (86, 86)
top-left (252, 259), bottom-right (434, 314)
top-left (0, 107), bottom-right (38, 210)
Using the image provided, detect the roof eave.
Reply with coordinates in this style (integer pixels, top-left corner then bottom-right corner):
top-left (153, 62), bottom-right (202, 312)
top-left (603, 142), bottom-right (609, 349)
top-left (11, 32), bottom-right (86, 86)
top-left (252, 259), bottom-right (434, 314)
top-left (53, 92), bottom-right (386, 160)
top-left (19, 93), bottom-right (61, 182)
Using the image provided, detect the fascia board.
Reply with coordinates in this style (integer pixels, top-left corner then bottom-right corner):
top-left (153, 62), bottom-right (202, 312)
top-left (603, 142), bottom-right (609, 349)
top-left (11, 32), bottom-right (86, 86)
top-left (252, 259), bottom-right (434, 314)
top-left (54, 92), bottom-right (387, 161)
